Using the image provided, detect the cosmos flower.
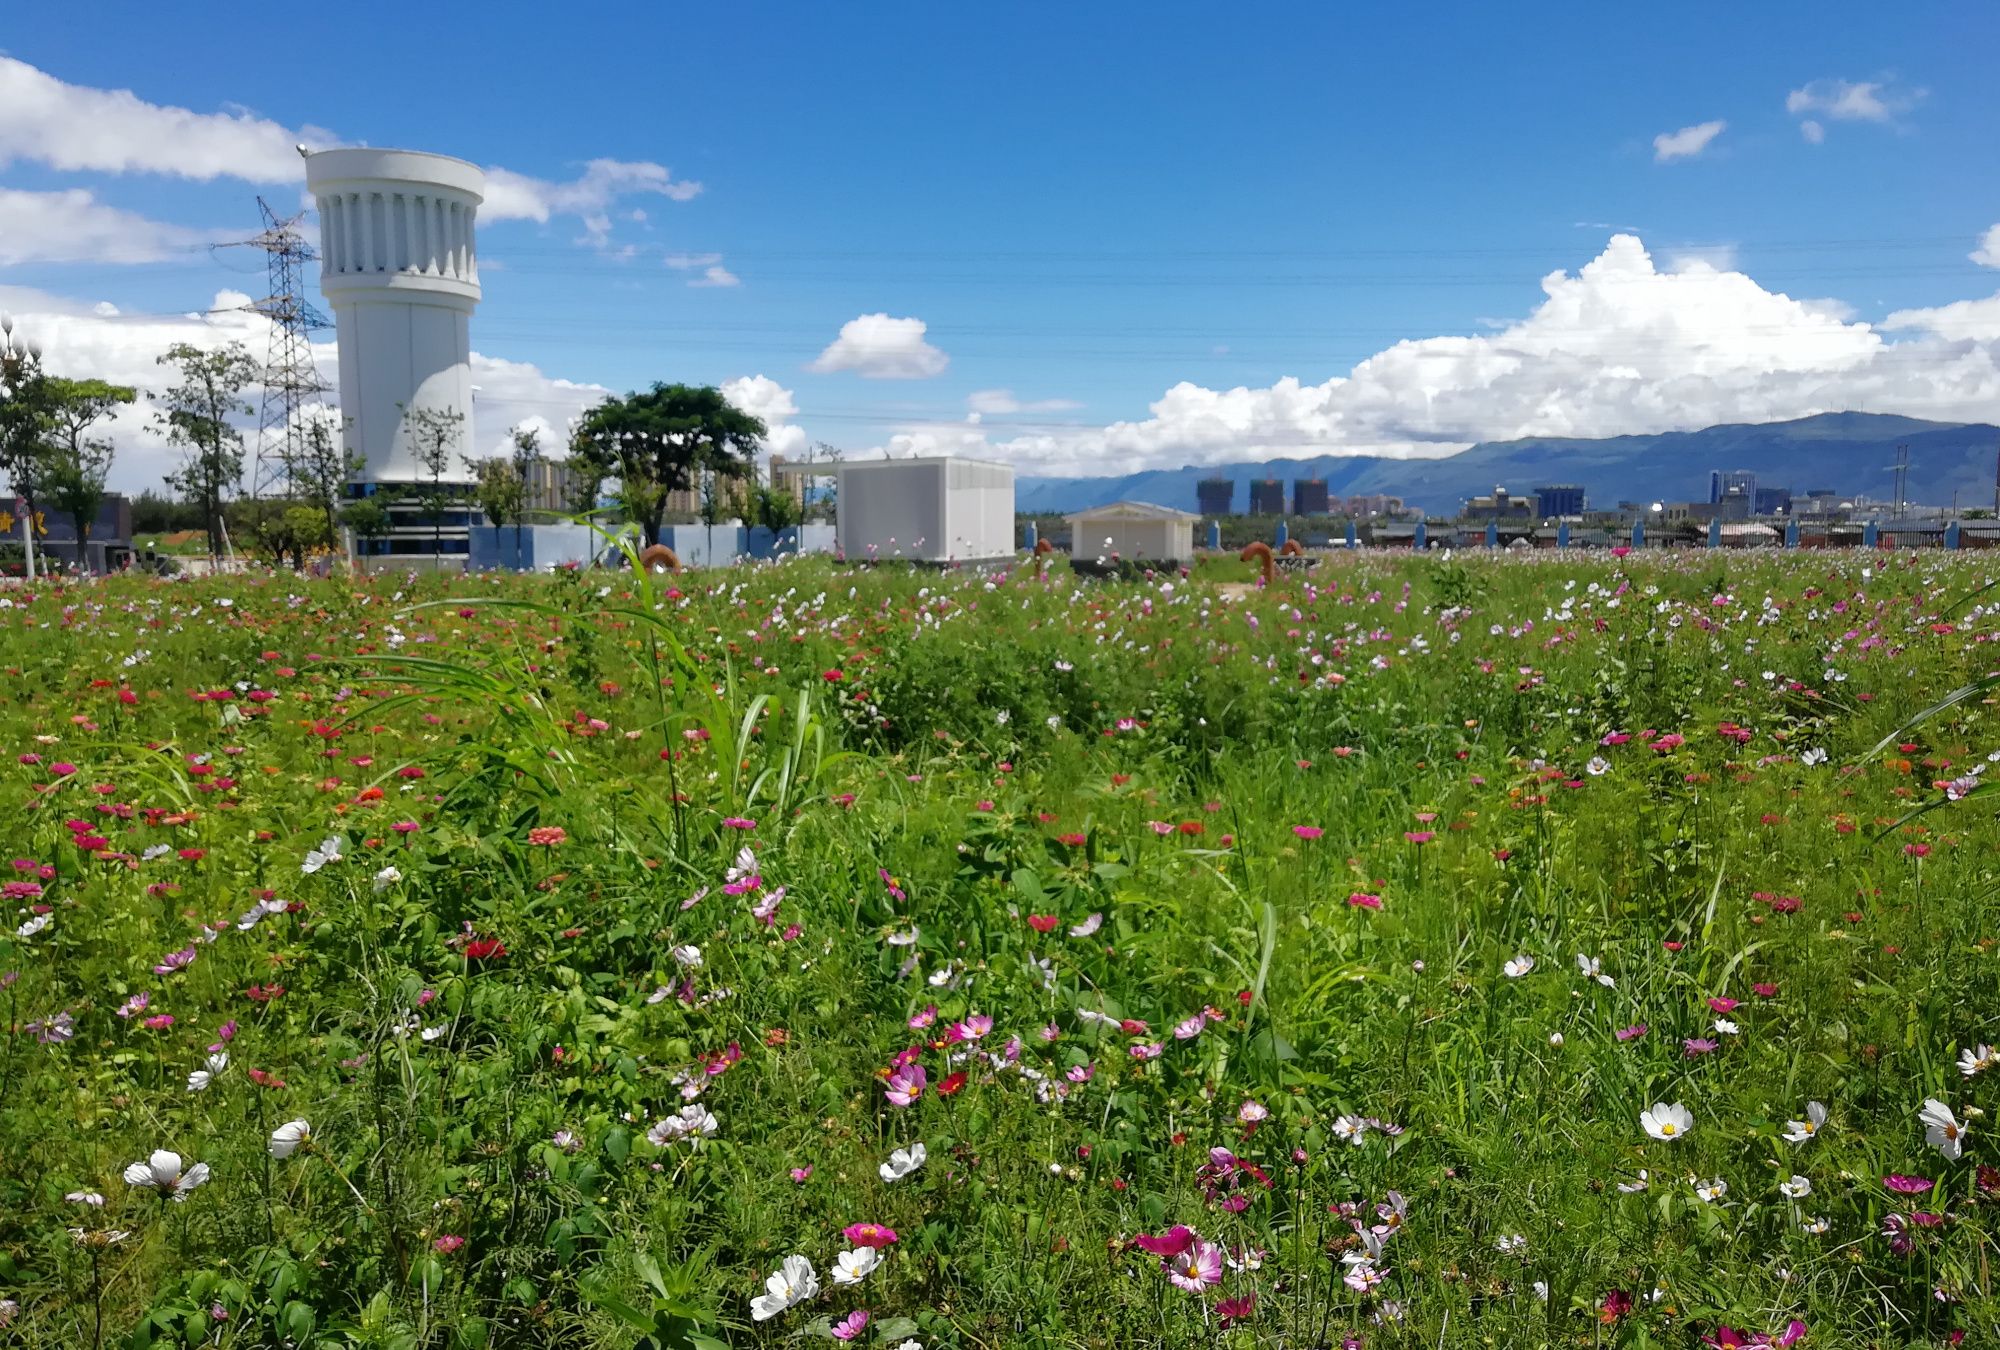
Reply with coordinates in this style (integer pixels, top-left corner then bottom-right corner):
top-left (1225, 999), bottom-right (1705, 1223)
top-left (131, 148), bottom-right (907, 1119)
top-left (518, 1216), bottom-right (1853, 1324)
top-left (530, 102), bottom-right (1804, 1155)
top-left (831, 1247), bottom-right (881, 1284)
top-left (885, 1063), bottom-right (927, 1107)
top-left (749, 1255), bottom-right (817, 1321)
top-left (1919, 1098), bottom-right (1968, 1161)
top-left (1166, 1240), bottom-right (1223, 1291)
top-left (1503, 955), bottom-right (1535, 978)
top-left (1783, 1101), bottom-right (1827, 1144)
top-left (879, 1142), bottom-right (926, 1182)
top-left (186, 1052), bottom-right (227, 1093)
top-left (123, 1150), bottom-right (211, 1201)
top-left (268, 1120), bottom-right (313, 1158)
top-left (1960, 1045), bottom-right (1996, 1078)
top-left (1640, 1102), bottom-right (1692, 1141)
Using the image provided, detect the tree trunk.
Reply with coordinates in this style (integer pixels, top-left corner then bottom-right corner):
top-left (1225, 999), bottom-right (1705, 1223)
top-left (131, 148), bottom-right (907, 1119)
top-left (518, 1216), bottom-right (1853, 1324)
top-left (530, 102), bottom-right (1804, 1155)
top-left (74, 514), bottom-right (90, 574)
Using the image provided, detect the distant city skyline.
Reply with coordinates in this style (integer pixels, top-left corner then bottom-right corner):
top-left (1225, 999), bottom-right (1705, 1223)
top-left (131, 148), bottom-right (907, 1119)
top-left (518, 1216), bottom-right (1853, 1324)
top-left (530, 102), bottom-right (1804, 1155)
top-left (0, 6), bottom-right (1994, 494)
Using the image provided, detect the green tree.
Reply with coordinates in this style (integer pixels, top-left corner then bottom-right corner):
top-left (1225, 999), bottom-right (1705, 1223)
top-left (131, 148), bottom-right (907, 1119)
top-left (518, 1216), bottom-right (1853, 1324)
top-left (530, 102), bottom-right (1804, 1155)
top-left (340, 493), bottom-right (395, 559)
top-left (465, 446), bottom-right (528, 561)
top-left (40, 377), bottom-right (134, 567)
top-left (403, 405), bottom-right (466, 561)
top-left (569, 384), bottom-right (766, 547)
top-left (0, 322), bottom-right (53, 534)
top-left (156, 342), bottom-right (258, 557)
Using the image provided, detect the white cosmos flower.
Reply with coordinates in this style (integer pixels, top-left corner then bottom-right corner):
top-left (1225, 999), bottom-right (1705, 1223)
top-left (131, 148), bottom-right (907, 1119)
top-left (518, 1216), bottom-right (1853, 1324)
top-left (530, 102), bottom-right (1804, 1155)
top-left (1960, 1045), bottom-right (1996, 1078)
top-left (1713, 1018), bottom-right (1739, 1035)
top-left (1616, 1170), bottom-right (1649, 1193)
top-left (371, 866), bottom-right (402, 892)
top-left (15, 914), bottom-right (50, 939)
top-left (1503, 955), bottom-right (1535, 978)
top-left (1640, 1102), bottom-right (1692, 1141)
top-left (670, 944), bottom-right (703, 969)
top-left (1779, 1175), bottom-right (1812, 1198)
top-left (749, 1254), bottom-right (817, 1321)
top-left (65, 1190), bottom-right (105, 1207)
top-left (268, 1120), bottom-right (312, 1159)
top-left (880, 1141), bottom-right (927, 1182)
top-left (301, 836), bottom-right (344, 874)
top-left (832, 1247), bottom-right (881, 1284)
top-left (1920, 1098), bottom-right (1968, 1161)
top-left (186, 1052), bottom-right (228, 1093)
top-left (1694, 1177), bottom-right (1728, 1203)
top-left (1586, 756), bottom-right (1610, 776)
top-left (1801, 1216), bottom-right (1830, 1234)
top-left (122, 1149), bottom-right (211, 1200)
top-left (1575, 954), bottom-right (1614, 988)
top-left (1068, 912), bottom-right (1103, 938)
top-left (1783, 1101), bottom-right (1827, 1144)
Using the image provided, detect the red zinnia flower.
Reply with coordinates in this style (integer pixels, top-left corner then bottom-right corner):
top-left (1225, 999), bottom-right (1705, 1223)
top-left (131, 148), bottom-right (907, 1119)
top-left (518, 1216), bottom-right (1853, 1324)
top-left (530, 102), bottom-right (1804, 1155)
top-left (464, 938), bottom-right (507, 962)
top-left (938, 1071), bottom-right (968, 1096)
top-left (1026, 914), bottom-right (1060, 934)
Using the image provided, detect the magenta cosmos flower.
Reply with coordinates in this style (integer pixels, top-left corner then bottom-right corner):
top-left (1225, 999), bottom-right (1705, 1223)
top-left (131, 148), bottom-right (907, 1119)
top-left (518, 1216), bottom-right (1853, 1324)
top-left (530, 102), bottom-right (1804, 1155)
top-left (843, 1222), bottom-right (897, 1248)
top-left (884, 1063), bottom-right (926, 1107)
top-left (1292, 825), bottom-right (1323, 840)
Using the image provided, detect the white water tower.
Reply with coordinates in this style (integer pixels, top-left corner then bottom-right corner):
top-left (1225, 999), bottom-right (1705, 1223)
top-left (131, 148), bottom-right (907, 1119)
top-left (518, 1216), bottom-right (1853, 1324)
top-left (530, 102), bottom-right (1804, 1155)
top-left (305, 147), bottom-right (484, 487)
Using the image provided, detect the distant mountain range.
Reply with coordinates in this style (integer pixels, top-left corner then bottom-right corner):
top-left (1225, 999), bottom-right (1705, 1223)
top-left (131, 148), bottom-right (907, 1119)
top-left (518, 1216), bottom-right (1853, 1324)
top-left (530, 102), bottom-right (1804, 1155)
top-left (1014, 413), bottom-right (2000, 517)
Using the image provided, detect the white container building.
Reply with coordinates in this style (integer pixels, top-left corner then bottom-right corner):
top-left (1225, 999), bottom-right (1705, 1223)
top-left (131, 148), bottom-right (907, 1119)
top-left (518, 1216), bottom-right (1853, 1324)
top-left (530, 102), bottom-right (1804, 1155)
top-left (834, 456), bottom-right (1015, 564)
top-left (1066, 500), bottom-right (1199, 564)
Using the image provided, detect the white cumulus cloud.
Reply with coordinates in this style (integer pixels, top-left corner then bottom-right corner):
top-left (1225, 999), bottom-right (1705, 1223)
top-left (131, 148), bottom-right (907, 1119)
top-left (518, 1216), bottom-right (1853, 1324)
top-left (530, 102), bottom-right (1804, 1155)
top-left (1653, 120), bottom-right (1726, 163)
top-left (0, 56), bottom-right (332, 181)
top-left (0, 188), bottom-right (222, 266)
top-left (1972, 224), bottom-right (2000, 269)
top-left (865, 234), bottom-right (2000, 477)
top-left (809, 313), bottom-right (948, 379)
top-left (967, 388), bottom-right (1081, 415)
top-left (1799, 119), bottom-right (1825, 144)
top-left (721, 374), bottom-right (807, 459)
top-left (0, 57), bottom-right (695, 253)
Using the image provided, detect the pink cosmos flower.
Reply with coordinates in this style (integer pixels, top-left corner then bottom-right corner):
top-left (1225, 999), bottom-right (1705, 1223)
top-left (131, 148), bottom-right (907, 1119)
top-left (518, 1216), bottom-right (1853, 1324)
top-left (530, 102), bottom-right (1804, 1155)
top-left (433, 1235), bottom-right (465, 1255)
top-left (1884, 1174), bottom-right (1934, 1194)
top-left (1347, 892), bottom-right (1382, 910)
top-left (1292, 825), bottom-right (1323, 840)
top-left (721, 817), bottom-right (756, 830)
top-left (1131, 1225), bottom-right (1196, 1257)
top-left (1129, 1041), bottom-right (1165, 1060)
top-left (1217, 1294), bottom-right (1256, 1327)
top-left (830, 1310), bottom-right (869, 1341)
top-left (790, 1166), bottom-right (813, 1183)
top-left (843, 1222), bottom-right (898, 1248)
top-left (884, 1063), bottom-right (927, 1107)
top-left (1173, 1012), bottom-right (1207, 1040)
top-left (1615, 1023), bottom-right (1648, 1042)
top-left (1166, 1240), bottom-right (1224, 1291)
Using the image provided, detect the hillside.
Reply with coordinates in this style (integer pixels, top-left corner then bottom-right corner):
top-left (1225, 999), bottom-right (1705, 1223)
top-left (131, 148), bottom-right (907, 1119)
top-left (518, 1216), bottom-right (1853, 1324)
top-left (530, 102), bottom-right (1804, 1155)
top-left (1014, 412), bottom-right (2000, 516)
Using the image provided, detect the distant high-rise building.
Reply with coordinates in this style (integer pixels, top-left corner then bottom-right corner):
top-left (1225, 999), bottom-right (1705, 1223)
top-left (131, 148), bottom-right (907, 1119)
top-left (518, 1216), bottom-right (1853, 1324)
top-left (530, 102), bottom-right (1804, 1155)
top-left (1249, 479), bottom-right (1285, 515)
top-left (1533, 483), bottom-right (1586, 517)
top-left (1293, 479), bottom-right (1331, 515)
top-left (1196, 478), bottom-right (1234, 516)
top-left (1753, 486), bottom-right (1792, 516)
top-left (1710, 469), bottom-right (1757, 505)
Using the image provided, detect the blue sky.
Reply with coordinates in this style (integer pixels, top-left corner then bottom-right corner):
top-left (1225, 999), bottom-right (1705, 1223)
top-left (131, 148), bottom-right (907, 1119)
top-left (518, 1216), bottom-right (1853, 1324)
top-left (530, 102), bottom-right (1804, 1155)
top-left (3, 3), bottom-right (1997, 489)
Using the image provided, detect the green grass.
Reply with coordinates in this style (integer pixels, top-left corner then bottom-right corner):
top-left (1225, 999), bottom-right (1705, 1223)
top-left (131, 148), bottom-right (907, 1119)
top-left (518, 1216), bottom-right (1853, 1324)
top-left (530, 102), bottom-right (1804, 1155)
top-left (0, 550), bottom-right (1997, 1348)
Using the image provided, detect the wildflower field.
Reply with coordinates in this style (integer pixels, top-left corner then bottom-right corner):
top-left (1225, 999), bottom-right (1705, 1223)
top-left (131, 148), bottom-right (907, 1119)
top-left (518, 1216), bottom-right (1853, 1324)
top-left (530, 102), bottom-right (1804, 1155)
top-left (5, 550), bottom-right (2000, 1349)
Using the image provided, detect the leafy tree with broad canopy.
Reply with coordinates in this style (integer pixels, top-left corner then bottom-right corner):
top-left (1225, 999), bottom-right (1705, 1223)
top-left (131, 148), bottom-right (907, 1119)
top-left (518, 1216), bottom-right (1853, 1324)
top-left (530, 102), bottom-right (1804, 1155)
top-left (569, 384), bottom-right (766, 548)
top-left (40, 376), bottom-right (136, 562)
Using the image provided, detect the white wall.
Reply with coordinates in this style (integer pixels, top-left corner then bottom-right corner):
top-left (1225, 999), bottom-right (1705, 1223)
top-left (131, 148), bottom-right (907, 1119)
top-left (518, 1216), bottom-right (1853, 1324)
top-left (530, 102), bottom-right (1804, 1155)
top-left (945, 459), bottom-right (1016, 561)
top-left (837, 462), bottom-right (945, 560)
top-left (1071, 516), bottom-right (1191, 561)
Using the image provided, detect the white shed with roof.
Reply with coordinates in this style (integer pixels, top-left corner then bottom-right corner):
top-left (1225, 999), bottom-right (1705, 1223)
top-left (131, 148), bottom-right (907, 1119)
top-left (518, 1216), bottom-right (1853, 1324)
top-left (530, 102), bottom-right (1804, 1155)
top-left (1066, 500), bottom-right (1200, 563)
